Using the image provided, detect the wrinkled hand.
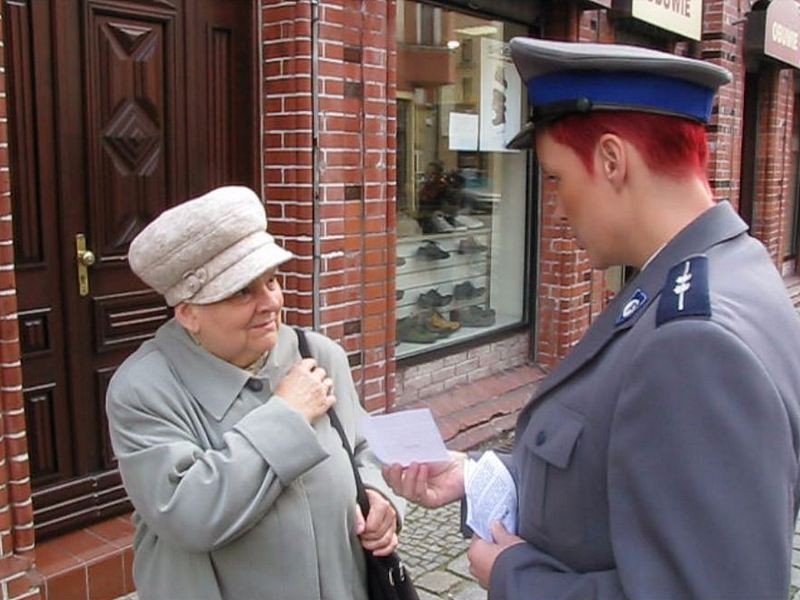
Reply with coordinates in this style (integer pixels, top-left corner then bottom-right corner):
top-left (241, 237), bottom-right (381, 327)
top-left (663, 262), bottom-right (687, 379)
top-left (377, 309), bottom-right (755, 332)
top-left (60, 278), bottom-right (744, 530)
top-left (355, 489), bottom-right (398, 556)
top-left (274, 358), bottom-right (335, 423)
top-left (381, 451), bottom-right (466, 509)
top-left (468, 521), bottom-right (524, 589)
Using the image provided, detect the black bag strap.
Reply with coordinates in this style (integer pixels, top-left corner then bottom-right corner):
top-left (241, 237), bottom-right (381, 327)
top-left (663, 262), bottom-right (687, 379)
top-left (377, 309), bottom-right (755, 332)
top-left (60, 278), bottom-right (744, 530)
top-left (295, 327), bottom-right (371, 518)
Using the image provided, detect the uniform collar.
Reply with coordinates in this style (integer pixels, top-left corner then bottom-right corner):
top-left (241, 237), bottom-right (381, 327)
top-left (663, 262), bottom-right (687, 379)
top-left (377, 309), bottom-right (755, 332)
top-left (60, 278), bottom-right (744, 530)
top-left (154, 319), bottom-right (297, 421)
top-left (613, 201), bottom-right (746, 330)
top-left (531, 201), bottom-right (747, 402)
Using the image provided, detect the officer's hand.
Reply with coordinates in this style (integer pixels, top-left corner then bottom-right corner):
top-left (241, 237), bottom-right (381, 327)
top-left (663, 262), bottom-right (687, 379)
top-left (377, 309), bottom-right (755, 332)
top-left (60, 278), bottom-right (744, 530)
top-left (354, 489), bottom-right (398, 556)
top-left (381, 451), bottom-right (466, 508)
top-left (274, 358), bottom-right (335, 423)
top-left (468, 521), bottom-right (524, 589)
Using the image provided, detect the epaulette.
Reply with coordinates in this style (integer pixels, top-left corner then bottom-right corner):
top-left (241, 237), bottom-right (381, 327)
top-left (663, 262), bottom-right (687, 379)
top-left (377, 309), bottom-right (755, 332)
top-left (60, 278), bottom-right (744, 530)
top-left (656, 255), bottom-right (711, 327)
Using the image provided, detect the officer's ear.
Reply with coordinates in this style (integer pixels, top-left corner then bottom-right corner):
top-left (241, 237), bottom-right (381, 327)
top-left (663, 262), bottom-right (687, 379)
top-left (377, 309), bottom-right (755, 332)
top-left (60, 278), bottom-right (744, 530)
top-left (595, 133), bottom-right (626, 190)
top-left (174, 302), bottom-right (200, 334)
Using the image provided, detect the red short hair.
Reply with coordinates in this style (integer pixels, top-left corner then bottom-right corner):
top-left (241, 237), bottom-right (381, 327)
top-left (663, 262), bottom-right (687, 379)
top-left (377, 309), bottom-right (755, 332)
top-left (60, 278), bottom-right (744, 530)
top-left (545, 112), bottom-right (709, 180)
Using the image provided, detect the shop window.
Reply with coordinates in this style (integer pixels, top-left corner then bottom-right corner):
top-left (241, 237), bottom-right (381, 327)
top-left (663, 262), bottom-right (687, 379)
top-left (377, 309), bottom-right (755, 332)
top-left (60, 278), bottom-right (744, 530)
top-left (418, 5), bottom-right (437, 45)
top-left (395, 2), bottom-right (529, 358)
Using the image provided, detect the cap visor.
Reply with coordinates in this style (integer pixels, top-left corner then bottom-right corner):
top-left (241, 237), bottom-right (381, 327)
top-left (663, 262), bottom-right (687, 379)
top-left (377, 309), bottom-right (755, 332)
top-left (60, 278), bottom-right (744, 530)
top-left (506, 122), bottom-right (535, 150)
top-left (190, 244), bottom-right (294, 304)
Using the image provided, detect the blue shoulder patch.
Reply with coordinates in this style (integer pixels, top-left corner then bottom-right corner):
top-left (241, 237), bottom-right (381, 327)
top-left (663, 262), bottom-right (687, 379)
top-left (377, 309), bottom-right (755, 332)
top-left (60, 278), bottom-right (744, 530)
top-left (656, 256), bottom-right (711, 327)
top-left (615, 288), bottom-right (648, 326)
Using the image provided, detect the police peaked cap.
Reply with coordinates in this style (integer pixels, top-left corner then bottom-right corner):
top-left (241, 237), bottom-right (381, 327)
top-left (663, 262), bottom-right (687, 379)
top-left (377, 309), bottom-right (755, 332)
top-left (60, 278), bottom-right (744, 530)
top-left (506, 38), bottom-right (733, 150)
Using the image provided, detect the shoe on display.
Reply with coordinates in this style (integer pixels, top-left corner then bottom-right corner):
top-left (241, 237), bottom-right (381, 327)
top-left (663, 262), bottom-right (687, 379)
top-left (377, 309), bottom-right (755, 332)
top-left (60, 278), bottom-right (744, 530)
top-left (417, 310), bottom-right (459, 337)
top-left (443, 214), bottom-right (468, 231)
top-left (416, 241), bottom-right (450, 260)
top-left (420, 214), bottom-right (455, 234)
top-left (451, 305), bottom-right (496, 327)
top-left (454, 213), bottom-right (485, 229)
top-left (417, 289), bottom-right (453, 308)
top-left (396, 289), bottom-right (404, 301)
top-left (453, 281), bottom-right (486, 300)
top-left (397, 316), bottom-right (439, 344)
top-left (397, 256), bottom-right (407, 267)
top-left (428, 310), bottom-right (461, 334)
top-left (457, 236), bottom-right (489, 254)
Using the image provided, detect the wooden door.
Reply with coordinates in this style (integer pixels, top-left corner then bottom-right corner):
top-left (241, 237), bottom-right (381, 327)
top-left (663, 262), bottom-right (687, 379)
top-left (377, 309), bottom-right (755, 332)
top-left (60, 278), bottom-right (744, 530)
top-left (4, 0), bottom-right (256, 539)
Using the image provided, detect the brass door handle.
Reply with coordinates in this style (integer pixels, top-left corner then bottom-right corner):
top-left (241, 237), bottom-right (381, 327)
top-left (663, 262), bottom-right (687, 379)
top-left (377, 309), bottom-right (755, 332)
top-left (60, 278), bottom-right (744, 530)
top-left (75, 234), bottom-right (95, 296)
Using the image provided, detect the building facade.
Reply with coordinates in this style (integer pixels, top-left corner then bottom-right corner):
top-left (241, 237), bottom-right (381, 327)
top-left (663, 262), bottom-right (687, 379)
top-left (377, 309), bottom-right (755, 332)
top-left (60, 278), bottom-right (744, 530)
top-left (0, 0), bottom-right (796, 597)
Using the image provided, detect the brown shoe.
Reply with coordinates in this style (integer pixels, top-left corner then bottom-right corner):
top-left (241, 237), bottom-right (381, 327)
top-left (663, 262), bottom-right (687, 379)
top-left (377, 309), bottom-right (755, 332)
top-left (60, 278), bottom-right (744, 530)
top-left (428, 310), bottom-right (461, 334)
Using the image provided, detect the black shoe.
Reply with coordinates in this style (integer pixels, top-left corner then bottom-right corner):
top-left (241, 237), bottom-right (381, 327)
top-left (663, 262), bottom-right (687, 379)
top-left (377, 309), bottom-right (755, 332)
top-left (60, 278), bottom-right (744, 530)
top-left (453, 281), bottom-right (485, 300)
top-left (417, 289), bottom-right (453, 308)
top-left (457, 236), bottom-right (488, 254)
top-left (416, 241), bottom-right (450, 260)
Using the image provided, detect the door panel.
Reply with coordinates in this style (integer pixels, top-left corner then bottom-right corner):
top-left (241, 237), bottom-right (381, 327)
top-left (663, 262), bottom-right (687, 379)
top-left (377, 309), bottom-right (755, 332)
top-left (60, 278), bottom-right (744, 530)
top-left (4, 0), bottom-right (256, 539)
top-left (6, 0), bottom-right (74, 490)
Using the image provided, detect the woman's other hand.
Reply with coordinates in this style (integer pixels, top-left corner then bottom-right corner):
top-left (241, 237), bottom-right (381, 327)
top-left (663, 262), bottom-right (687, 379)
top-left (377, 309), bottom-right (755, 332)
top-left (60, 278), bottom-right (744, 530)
top-left (274, 358), bottom-right (335, 423)
top-left (355, 489), bottom-right (398, 556)
top-left (381, 451), bottom-right (466, 508)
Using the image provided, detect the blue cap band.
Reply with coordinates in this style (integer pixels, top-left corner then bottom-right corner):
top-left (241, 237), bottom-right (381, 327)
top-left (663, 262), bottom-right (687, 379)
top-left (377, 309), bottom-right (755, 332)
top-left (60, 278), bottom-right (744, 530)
top-left (528, 71), bottom-right (716, 123)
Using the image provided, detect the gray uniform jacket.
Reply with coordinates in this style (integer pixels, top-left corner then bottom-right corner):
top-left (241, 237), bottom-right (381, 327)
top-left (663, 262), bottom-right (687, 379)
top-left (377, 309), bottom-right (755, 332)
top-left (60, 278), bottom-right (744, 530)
top-left (491, 202), bottom-right (800, 600)
top-left (106, 322), bottom-right (403, 600)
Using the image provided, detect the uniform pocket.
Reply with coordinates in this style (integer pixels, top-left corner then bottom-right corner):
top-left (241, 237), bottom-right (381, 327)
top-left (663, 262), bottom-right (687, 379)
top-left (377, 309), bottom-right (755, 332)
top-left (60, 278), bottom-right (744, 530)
top-left (520, 404), bottom-right (585, 546)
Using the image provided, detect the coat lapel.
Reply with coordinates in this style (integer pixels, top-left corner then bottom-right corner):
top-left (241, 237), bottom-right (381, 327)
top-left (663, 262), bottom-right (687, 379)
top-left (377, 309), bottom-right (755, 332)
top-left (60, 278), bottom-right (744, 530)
top-left (529, 202), bottom-right (747, 403)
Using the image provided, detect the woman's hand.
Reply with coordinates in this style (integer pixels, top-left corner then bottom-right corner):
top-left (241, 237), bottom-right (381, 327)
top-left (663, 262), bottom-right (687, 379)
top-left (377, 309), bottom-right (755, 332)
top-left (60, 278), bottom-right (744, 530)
top-left (381, 451), bottom-right (466, 508)
top-left (274, 358), bottom-right (335, 423)
top-left (355, 489), bottom-right (398, 556)
top-left (467, 521), bottom-right (525, 588)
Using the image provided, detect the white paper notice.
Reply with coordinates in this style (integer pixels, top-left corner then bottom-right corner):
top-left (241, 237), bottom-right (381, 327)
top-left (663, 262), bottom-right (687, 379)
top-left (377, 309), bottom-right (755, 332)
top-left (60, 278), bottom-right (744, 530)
top-left (448, 112), bottom-right (479, 151)
top-left (464, 451), bottom-right (517, 540)
top-left (479, 38), bottom-right (522, 153)
top-left (359, 408), bottom-right (450, 466)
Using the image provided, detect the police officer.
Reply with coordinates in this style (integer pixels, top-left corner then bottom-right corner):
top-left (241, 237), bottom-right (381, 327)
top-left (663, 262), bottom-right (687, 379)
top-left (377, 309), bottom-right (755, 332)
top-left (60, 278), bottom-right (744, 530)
top-left (383, 38), bottom-right (800, 599)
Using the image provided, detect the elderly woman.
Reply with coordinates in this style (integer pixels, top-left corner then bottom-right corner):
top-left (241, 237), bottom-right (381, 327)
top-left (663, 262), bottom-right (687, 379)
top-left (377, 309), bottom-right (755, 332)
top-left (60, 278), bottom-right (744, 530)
top-left (106, 186), bottom-right (403, 600)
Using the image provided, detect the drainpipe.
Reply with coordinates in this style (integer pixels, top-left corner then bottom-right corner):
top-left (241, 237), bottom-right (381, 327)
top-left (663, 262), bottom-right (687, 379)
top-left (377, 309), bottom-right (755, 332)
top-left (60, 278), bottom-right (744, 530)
top-left (311, 0), bottom-right (322, 329)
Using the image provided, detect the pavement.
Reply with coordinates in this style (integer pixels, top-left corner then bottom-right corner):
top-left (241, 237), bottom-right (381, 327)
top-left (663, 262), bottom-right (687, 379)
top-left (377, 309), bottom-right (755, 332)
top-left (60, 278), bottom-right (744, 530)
top-left (398, 502), bottom-right (480, 599)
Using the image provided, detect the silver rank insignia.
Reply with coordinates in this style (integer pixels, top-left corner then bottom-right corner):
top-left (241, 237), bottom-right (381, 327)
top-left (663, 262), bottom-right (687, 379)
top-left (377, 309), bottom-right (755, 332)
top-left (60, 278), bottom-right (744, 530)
top-left (657, 255), bottom-right (711, 326)
top-left (673, 261), bottom-right (693, 311)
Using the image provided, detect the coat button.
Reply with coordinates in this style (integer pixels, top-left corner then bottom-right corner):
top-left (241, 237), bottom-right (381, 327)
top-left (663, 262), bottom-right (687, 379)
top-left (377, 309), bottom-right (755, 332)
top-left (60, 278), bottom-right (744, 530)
top-left (245, 378), bottom-right (263, 392)
top-left (535, 430), bottom-right (547, 446)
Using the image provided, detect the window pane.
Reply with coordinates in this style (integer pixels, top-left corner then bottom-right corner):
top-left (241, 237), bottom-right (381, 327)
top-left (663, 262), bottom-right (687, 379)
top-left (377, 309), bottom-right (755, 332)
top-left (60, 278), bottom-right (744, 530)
top-left (396, 2), bottom-right (528, 358)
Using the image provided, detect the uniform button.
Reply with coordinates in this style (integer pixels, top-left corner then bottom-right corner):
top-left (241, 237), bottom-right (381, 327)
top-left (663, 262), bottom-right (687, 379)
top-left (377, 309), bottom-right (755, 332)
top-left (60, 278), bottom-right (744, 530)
top-left (246, 378), bottom-right (263, 392)
top-left (535, 430), bottom-right (547, 446)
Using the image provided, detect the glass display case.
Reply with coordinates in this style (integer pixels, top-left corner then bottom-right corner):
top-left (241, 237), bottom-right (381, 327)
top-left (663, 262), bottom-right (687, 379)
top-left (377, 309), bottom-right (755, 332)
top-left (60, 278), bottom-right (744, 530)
top-left (395, 1), bottom-right (529, 358)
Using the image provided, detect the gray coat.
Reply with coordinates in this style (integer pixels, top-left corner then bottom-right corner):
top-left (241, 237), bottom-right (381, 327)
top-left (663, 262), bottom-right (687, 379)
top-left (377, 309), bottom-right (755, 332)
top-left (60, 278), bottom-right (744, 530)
top-left (106, 322), bottom-right (402, 600)
top-left (491, 202), bottom-right (800, 599)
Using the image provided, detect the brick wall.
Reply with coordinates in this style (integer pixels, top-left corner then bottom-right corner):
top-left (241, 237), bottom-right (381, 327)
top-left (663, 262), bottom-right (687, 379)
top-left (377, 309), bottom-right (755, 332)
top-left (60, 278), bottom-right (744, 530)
top-left (702, 0), bottom-right (746, 212)
top-left (263, 0), bottom-right (397, 411)
top-left (533, 3), bottom-right (600, 370)
top-left (395, 332), bottom-right (530, 404)
top-left (0, 7), bottom-right (39, 600)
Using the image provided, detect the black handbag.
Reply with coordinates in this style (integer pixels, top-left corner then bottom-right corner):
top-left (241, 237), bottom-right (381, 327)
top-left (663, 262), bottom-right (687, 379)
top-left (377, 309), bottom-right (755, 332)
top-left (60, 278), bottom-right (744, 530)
top-left (295, 328), bottom-right (419, 600)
